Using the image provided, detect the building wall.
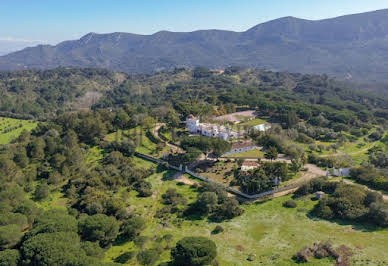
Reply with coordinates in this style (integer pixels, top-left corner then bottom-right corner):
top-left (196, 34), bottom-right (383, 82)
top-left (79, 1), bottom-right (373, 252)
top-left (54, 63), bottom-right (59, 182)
top-left (222, 145), bottom-right (258, 156)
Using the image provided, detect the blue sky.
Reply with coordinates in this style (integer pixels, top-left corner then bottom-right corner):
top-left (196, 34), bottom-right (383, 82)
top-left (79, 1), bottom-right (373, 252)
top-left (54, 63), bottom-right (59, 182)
top-left (0, 0), bottom-right (387, 47)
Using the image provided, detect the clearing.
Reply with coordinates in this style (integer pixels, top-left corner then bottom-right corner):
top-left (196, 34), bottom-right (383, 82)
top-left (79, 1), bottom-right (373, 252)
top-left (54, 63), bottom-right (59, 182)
top-left (0, 117), bottom-right (38, 144)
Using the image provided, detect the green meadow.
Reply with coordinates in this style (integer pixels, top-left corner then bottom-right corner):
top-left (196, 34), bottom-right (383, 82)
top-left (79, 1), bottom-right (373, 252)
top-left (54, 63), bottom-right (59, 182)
top-left (0, 117), bottom-right (38, 144)
top-left (103, 158), bottom-right (388, 266)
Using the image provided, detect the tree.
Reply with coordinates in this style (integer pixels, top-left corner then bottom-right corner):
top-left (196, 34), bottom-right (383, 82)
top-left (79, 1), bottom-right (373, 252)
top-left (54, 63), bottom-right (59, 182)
top-left (0, 249), bottom-right (20, 266)
top-left (25, 209), bottom-right (78, 239)
top-left (27, 137), bottom-right (46, 161)
top-left (264, 146), bottom-right (278, 161)
top-left (290, 157), bottom-right (303, 173)
top-left (79, 214), bottom-right (119, 247)
top-left (134, 181), bottom-right (153, 197)
top-left (171, 236), bottom-right (217, 266)
top-left (210, 198), bottom-right (244, 222)
top-left (0, 212), bottom-right (28, 230)
top-left (136, 248), bottom-right (160, 266)
top-left (81, 241), bottom-right (105, 259)
top-left (161, 188), bottom-right (187, 206)
top-left (21, 232), bottom-right (91, 266)
top-left (34, 182), bottom-right (50, 201)
top-left (196, 192), bottom-right (218, 214)
top-left (0, 225), bottom-right (23, 249)
top-left (120, 216), bottom-right (146, 240)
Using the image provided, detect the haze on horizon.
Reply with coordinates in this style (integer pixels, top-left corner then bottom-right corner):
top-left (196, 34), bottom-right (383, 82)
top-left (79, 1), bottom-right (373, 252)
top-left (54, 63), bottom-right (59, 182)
top-left (0, 0), bottom-right (387, 55)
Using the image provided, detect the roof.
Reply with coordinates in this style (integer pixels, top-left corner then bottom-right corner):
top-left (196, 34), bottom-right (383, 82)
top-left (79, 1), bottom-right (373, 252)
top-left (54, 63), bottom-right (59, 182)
top-left (242, 161), bottom-right (260, 167)
top-left (187, 114), bottom-right (197, 119)
top-left (231, 141), bottom-right (255, 149)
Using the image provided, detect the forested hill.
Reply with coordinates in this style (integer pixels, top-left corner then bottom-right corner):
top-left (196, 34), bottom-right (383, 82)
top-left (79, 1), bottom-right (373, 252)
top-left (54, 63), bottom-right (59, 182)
top-left (0, 67), bottom-right (387, 126)
top-left (2, 9), bottom-right (388, 84)
top-left (0, 68), bottom-right (125, 119)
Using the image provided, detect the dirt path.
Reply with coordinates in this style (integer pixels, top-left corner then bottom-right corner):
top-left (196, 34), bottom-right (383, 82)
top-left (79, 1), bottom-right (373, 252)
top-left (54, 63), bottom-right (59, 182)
top-left (299, 164), bottom-right (327, 182)
top-left (153, 123), bottom-right (184, 153)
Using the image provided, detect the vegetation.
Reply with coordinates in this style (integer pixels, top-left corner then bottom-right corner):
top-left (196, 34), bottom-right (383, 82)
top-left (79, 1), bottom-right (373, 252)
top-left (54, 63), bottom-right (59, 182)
top-left (171, 236), bottom-right (217, 266)
top-left (0, 66), bottom-right (385, 265)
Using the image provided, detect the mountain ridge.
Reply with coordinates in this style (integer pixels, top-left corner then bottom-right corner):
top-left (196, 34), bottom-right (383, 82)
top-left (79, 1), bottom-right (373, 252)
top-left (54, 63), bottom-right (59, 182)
top-left (2, 9), bottom-right (388, 83)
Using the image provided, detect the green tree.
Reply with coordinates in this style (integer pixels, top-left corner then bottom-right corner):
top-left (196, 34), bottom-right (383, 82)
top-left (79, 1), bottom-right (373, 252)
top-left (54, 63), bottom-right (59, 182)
top-left (26, 209), bottom-right (78, 239)
top-left (21, 232), bottom-right (91, 266)
top-left (79, 214), bottom-right (119, 247)
top-left (136, 248), bottom-right (160, 266)
top-left (0, 249), bottom-right (20, 266)
top-left (34, 182), bottom-right (50, 201)
top-left (264, 146), bottom-right (278, 161)
top-left (171, 236), bottom-right (217, 266)
top-left (196, 192), bottom-right (218, 214)
top-left (120, 216), bottom-right (146, 240)
top-left (0, 225), bottom-right (23, 249)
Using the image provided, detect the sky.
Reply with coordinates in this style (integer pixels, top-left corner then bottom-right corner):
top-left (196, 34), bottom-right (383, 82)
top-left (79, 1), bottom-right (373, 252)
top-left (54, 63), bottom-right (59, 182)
top-left (0, 0), bottom-right (387, 54)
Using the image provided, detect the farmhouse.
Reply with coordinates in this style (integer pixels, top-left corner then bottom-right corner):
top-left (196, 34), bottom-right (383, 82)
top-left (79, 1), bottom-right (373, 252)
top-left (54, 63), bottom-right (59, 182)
top-left (186, 115), bottom-right (238, 141)
top-left (331, 167), bottom-right (351, 177)
top-left (241, 161), bottom-right (260, 171)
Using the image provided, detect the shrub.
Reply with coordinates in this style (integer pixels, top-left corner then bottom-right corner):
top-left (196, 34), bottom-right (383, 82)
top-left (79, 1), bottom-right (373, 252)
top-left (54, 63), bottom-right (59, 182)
top-left (211, 225), bottom-right (224, 234)
top-left (283, 200), bottom-right (297, 208)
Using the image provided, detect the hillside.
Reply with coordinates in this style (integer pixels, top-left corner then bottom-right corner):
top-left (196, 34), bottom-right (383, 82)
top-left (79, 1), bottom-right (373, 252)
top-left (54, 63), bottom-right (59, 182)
top-left (1, 9), bottom-right (388, 84)
top-left (0, 68), bottom-right (125, 119)
top-left (1, 67), bottom-right (387, 120)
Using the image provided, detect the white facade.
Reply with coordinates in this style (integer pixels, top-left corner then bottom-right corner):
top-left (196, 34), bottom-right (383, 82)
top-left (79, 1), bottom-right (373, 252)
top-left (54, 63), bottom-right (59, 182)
top-left (253, 124), bottom-right (271, 132)
top-left (186, 116), bottom-right (200, 133)
top-left (185, 115), bottom-right (237, 141)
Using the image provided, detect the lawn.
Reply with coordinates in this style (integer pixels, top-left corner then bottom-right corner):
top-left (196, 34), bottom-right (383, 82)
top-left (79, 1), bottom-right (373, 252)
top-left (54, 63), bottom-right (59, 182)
top-left (225, 148), bottom-right (264, 158)
top-left (104, 158), bottom-right (388, 266)
top-left (0, 117), bottom-right (38, 144)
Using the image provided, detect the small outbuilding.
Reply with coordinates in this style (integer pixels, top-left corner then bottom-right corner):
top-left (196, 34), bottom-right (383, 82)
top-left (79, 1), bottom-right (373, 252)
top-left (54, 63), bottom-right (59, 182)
top-left (315, 191), bottom-right (326, 200)
top-left (241, 161), bottom-right (260, 171)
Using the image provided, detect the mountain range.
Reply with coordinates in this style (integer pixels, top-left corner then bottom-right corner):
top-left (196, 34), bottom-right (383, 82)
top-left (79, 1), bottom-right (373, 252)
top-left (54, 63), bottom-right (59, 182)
top-left (1, 9), bottom-right (388, 83)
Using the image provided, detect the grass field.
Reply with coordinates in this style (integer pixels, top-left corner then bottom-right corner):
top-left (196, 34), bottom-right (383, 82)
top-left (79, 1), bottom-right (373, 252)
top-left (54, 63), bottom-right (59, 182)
top-left (308, 136), bottom-right (380, 165)
top-left (0, 117), bottom-right (38, 144)
top-left (104, 158), bottom-right (388, 266)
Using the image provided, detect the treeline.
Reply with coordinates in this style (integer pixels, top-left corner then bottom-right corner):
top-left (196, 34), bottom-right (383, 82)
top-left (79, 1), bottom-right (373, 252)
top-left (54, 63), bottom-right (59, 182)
top-left (96, 67), bottom-right (388, 131)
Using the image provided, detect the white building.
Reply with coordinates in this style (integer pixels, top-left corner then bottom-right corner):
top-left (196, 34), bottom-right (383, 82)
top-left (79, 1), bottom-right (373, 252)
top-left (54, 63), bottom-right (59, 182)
top-left (253, 124), bottom-right (271, 132)
top-left (241, 161), bottom-right (260, 171)
top-left (185, 115), bottom-right (238, 141)
top-left (222, 141), bottom-right (258, 156)
top-left (186, 115), bottom-right (200, 133)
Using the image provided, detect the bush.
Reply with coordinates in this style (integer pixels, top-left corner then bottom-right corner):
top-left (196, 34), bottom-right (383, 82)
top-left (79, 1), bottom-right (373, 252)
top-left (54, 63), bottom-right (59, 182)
top-left (114, 251), bottom-right (136, 264)
top-left (283, 200), bottom-right (297, 208)
top-left (136, 249), bottom-right (160, 266)
top-left (211, 225), bottom-right (224, 234)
